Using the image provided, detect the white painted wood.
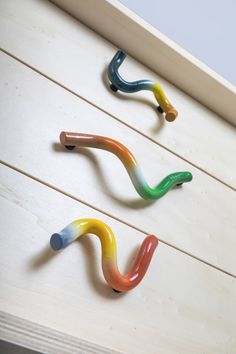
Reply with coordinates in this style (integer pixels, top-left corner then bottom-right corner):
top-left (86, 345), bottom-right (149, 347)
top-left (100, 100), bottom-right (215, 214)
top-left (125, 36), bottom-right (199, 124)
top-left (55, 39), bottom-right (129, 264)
top-left (0, 52), bottom-right (236, 275)
top-left (0, 312), bottom-right (121, 354)
top-left (0, 0), bottom-right (235, 188)
top-left (0, 164), bottom-right (236, 354)
top-left (50, 0), bottom-right (236, 127)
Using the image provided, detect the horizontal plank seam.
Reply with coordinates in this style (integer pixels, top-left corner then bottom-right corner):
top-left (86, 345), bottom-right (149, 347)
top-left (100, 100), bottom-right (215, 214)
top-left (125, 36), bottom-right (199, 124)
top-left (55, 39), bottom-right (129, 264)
top-left (1, 160), bottom-right (235, 279)
top-left (0, 47), bottom-right (235, 192)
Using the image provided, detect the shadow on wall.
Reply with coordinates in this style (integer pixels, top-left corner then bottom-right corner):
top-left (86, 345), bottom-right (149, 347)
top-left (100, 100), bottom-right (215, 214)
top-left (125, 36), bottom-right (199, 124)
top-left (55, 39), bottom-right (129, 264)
top-left (52, 142), bottom-right (156, 209)
top-left (0, 340), bottom-right (41, 354)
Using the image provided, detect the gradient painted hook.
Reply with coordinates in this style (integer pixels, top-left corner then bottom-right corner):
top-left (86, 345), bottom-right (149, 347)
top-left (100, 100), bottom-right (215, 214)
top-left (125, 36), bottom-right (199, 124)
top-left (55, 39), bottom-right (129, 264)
top-left (108, 50), bottom-right (178, 122)
top-left (60, 132), bottom-right (192, 200)
top-left (50, 218), bottom-right (158, 292)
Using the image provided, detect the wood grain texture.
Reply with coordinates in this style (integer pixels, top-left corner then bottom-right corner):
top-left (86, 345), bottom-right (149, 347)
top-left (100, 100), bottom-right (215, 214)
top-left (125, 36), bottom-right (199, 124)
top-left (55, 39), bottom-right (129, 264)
top-left (0, 52), bottom-right (236, 275)
top-left (51, 0), bottom-right (236, 126)
top-left (0, 0), bottom-right (235, 188)
top-left (0, 164), bottom-right (236, 354)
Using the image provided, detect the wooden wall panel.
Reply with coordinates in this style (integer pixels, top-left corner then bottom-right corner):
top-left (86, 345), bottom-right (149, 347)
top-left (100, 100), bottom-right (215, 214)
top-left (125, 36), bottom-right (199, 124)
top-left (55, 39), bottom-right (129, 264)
top-left (0, 164), bottom-right (235, 354)
top-left (0, 1), bottom-right (235, 352)
top-left (0, 0), bottom-right (235, 188)
top-left (0, 52), bottom-right (235, 275)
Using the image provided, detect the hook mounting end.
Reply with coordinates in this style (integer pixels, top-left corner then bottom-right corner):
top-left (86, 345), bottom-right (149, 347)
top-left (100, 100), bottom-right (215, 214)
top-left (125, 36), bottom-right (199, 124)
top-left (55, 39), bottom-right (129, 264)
top-left (112, 288), bottom-right (122, 293)
top-left (157, 106), bottom-right (164, 114)
top-left (110, 84), bottom-right (118, 92)
top-left (50, 233), bottom-right (63, 251)
top-left (165, 109), bottom-right (178, 122)
top-left (65, 145), bottom-right (75, 150)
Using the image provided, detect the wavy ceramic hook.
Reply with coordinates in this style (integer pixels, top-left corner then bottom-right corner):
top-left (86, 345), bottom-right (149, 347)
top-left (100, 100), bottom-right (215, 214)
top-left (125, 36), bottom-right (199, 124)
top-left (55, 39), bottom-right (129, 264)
top-left (50, 218), bottom-right (158, 292)
top-left (60, 132), bottom-right (192, 200)
top-left (108, 50), bottom-right (178, 122)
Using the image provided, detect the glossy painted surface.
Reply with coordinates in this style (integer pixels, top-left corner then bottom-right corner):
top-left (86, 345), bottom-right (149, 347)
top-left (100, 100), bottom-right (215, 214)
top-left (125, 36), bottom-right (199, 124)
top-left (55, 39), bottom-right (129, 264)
top-left (50, 218), bottom-right (158, 292)
top-left (108, 50), bottom-right (178, 121)
top-left (60, 132), bottom-right (193, 200)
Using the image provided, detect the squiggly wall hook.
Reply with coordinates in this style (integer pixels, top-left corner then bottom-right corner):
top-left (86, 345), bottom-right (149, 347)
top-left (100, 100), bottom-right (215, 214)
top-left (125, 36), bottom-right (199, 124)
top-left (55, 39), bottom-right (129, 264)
top-left (108, 50), bottom-right (178, 122)
top-left (60, 132), bottom-right (192, 200)
top-left (50, 218), bottom-right (158, 292)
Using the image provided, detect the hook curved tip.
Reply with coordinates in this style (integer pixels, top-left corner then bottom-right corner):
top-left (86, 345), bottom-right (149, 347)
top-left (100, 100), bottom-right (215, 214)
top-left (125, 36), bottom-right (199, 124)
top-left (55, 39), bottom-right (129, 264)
top-left (50, 233), bottom-right (63, 251)
top-left (177, 171), bottom-right (193, 185)
top-left (185, 172), bottom-right (193, 182)
top-left (145, 234), bottom-right (158, 247)
top-left (165, 109), bottom-right (178, 122)
top-left (112, 288), bottom-right (122, 293)
top-left (60, 131), bottom-right (76, 150)
top-left (60, 131), bottom-right (66, 145)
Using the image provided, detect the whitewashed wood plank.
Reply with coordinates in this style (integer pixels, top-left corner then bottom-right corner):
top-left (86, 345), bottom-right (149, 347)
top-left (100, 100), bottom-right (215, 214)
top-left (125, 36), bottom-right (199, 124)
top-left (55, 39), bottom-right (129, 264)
top-left (0, 164), bottom-right (236, 354)
top-left (0, 312), bottom-right (122, 354)
top-left (0, 0), bottom-right (235, 188)
top-left (51, 0), bottom-right (236, 126)
top-left (0, 52), bottom-right (235, 275)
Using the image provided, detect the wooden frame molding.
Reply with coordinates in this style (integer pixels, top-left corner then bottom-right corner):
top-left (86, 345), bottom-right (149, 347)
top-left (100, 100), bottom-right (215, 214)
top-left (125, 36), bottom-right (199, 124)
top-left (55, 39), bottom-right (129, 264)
top-left (51, 0), bottom-right (236, 126)
top-left (0, 311), bottom-right (122, 354)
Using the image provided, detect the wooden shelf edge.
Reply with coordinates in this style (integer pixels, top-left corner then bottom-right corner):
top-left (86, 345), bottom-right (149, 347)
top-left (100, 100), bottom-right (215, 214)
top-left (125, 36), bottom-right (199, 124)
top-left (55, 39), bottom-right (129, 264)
top-left (0, 311), bottom-right (122, 354)
top-left (50, 0), bottom-right (236, 126)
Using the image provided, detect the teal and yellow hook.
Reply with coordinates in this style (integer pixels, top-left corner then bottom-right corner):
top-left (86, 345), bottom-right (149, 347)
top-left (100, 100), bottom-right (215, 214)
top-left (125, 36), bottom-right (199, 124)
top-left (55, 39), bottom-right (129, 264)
top-left (108, 50), bottom-right (178, 122)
